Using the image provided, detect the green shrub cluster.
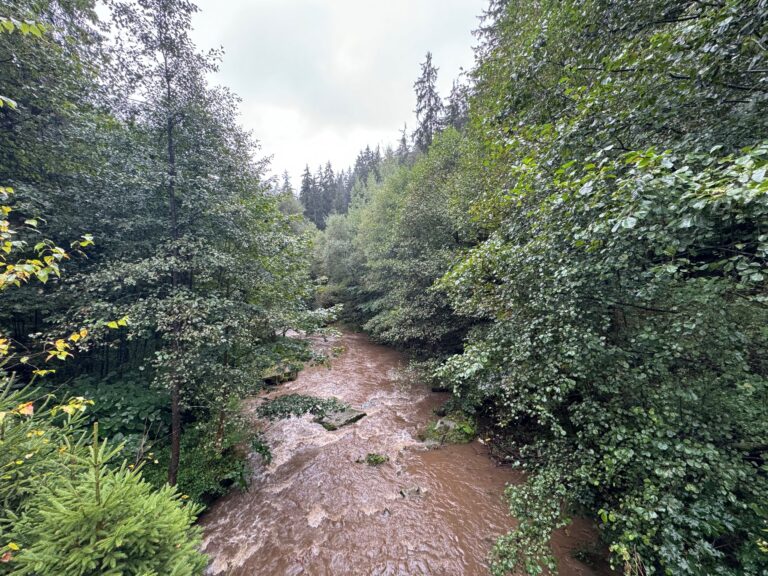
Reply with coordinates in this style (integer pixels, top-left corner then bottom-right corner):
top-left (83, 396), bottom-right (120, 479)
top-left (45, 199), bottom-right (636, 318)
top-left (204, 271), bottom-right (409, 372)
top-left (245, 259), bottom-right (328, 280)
top-left (358, 453), bottom-right (389, 466)
top-left (141, 417), bottom-right (257, 506)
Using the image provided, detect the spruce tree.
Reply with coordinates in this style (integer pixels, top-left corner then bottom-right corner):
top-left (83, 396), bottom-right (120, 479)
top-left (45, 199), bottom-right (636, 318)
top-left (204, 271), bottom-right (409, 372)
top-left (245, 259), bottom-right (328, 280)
top-left (443, 79), bottom-right (469, 131)
top-left (396, 123), bottom-right (410, 164)
top-left (412, 51), bottom-right (443, 153)
top-left (299, 165), bottom-right (315, 223)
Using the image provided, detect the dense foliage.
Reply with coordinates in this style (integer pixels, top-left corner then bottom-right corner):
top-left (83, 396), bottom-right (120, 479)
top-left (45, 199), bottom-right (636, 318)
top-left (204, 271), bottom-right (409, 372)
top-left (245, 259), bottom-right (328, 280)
top-left (3, 0), bottom-right (767, 573)
top-left (0, 0), bottom-right (325, 572)
top-left (11, 426), bottom-right (206, 576)
top-left (310, 1), bottom-right (768, 574)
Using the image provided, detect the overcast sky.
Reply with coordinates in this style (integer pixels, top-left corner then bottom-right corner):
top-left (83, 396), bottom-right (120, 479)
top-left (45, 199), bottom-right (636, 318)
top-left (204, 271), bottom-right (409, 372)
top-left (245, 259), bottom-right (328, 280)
top-left (187, 0), bottom-right (486, 186)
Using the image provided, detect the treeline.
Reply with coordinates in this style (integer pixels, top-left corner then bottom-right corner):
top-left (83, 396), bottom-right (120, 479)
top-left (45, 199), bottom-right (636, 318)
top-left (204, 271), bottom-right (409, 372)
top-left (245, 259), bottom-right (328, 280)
top-left (310, 1), bottom-right (768, 575)
top-left (0, 0), bottom-right (323, 573)
top-left (300, 51), bottom-right (470, 231)
top-left (297, 145), bottom-right (383, 229)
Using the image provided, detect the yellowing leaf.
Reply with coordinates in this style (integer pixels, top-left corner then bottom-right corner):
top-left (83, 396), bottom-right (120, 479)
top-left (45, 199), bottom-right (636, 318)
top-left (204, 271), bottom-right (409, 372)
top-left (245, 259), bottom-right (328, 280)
top-left (14, 402), bottom-right (33, 416)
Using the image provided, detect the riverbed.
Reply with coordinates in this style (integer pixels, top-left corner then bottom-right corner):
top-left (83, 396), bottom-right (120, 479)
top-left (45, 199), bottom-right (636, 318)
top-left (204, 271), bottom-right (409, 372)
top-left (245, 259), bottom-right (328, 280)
top-left (200, 331), bottom-right (607, 576)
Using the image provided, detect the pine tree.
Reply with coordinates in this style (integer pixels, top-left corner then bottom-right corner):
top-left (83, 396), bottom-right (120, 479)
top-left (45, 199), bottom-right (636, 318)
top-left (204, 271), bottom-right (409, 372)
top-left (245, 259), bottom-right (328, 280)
top-left (320, 161), bottom-right (336, 223)
top-left (299, 165), bottom-right (317, 225)
top-left (413, 51), bottom-right (443, 152)
top-left (396, 123), bottom-right (410, 164)
top-left (443, 79), bottom-right (469, 131)
top-left (279, 170), bottom-right (293, 196)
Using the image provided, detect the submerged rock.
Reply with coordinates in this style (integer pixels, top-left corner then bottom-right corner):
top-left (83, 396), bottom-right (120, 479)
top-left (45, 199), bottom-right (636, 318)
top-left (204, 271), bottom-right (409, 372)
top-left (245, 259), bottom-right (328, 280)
top-left (314, 408), bottom-right (366, 431)
top-left (399, 485), bottom-right (428, 498)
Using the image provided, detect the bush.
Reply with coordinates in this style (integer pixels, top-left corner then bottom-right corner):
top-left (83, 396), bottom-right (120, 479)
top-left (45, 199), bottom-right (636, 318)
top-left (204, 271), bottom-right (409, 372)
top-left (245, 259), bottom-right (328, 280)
top-left (67, 372), bottom-right (170, 457)
top-left (0, 384), bottom-right (89, 542)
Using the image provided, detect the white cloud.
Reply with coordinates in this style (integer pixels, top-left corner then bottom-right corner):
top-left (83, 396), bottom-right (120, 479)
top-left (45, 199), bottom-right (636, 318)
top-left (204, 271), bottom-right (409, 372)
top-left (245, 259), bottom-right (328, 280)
top-left (190, 0), bottom-right (485, 184)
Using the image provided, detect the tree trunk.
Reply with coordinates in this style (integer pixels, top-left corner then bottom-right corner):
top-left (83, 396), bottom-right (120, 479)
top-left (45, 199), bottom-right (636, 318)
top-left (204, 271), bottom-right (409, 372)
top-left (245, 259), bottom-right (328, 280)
top-left (168, 379), bottom-right (181, 485)
top-left (214, 408), bottom-right (226, 452)
top-left (165, 61), bottom-right (183, 486)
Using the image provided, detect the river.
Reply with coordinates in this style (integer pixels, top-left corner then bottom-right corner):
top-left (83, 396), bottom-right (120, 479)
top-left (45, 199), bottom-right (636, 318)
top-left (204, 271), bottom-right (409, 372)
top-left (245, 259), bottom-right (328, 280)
top-left (200, 331), bottom-right (609, 576)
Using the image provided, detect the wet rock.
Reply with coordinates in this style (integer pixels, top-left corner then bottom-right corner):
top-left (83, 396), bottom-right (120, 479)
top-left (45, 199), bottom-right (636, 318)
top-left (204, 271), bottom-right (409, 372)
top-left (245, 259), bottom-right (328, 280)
top-left (399, 485), bottom-right (428, 498)
top-left (435, 418), bottom-right (458, 432)
top-left (421, 439), bottom-right (441, 450)
top-left (314, 409), bottom-right (366, 431)
top-left (263, 367), bottom-right (299, 386)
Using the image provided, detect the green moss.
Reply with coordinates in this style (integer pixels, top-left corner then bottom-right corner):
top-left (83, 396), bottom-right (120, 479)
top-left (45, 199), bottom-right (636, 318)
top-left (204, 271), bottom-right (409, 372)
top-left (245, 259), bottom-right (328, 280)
top-left (357, 452), bottom-right (389, 466)
top-left (421, 412), bottom-right (476, 444)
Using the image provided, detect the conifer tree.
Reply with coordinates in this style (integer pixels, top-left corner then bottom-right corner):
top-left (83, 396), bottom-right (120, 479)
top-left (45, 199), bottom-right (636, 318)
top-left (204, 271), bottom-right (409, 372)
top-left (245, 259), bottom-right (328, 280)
top-left (413, 51), bottom-right (443, 153)
top-left (443, 79), bottom-right (469, 131)
top-left (396, 123), bottom-right (410, 164)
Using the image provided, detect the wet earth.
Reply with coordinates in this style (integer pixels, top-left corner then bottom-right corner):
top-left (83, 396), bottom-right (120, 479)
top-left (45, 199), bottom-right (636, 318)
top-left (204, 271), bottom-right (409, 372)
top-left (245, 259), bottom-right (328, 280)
top-left (201, 331), bottom-right (610, 576)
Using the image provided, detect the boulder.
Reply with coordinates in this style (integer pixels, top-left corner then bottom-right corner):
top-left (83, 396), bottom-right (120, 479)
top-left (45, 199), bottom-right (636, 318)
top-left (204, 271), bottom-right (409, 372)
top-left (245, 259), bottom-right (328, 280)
top-left (262, 366), bottom-right (299, 386)
top-left (435, 418), bottom-right (458, 432)
top-left (314, 409), bottom-right (366, 431)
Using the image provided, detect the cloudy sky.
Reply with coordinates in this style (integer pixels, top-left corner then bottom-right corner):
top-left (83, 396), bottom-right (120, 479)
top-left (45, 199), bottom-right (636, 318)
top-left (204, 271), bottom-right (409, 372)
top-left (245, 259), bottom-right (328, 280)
top-left (187, 0), bottom-right (486, 185)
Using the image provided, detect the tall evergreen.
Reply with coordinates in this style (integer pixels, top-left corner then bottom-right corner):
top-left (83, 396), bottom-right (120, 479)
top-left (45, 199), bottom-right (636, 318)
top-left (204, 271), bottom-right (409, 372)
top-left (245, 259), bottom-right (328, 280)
top-left (396, 123), bottom-right (410, 164)
top-left (443, 79), bottom-right (469, 131)
top-left (412, 51), bottom-right (443, 153)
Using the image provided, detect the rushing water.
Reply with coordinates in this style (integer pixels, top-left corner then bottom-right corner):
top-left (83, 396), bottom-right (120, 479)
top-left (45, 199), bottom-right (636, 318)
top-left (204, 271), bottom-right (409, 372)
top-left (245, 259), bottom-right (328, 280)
top-left (201, 331), bottom-right (609, 576)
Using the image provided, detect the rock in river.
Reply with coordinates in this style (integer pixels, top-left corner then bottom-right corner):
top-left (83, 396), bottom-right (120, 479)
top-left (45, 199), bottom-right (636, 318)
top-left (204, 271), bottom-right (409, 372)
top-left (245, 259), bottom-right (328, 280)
top-left (314, 408), bottom-right (366, 431)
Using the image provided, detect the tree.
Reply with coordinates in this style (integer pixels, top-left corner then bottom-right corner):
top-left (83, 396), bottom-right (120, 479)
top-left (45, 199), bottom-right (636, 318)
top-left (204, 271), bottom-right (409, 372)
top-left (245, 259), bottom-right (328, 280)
top-left (299, 165), bottom-right (317, 225)
top-left (110, 0), bottom-right (219, 486)
top-left (412, 51), bottom-right (443, 153)
top-left (11, 426), bottom-right (206, 576)
top-left (443, 79), bottom-right (469, 131)
top-left (396, 123), bottom-right (410, 164)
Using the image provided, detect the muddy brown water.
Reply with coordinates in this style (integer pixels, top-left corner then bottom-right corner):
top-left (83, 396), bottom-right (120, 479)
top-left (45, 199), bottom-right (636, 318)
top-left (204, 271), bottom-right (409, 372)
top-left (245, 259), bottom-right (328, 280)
top-left (201, 331), bottom-right (609, 576)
